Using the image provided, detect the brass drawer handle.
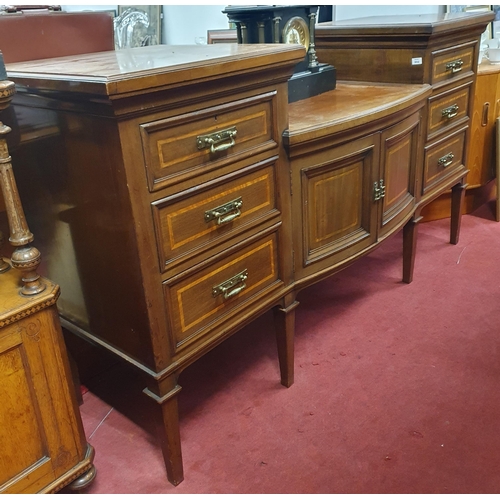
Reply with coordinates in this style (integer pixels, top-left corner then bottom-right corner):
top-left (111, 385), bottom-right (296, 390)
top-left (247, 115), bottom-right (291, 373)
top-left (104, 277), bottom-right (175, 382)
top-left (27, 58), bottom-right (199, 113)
top-left (205, 197), bottom-right (243, 226)
top-left (212, 269), bottom-right (248, 300)
top-left (197, 126), bottom-right (237, 154)
top-left (438, 152), bottom-right (455, 168)
top-left (442, 104), bottom-right (459, 119)
top-left (445, 59), bottom-right (463, 73)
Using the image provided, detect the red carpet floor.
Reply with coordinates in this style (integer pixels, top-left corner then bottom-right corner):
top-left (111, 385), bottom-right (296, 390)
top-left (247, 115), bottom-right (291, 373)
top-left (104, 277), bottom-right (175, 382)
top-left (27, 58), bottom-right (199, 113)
top-left (67, 201), bottom-right (500, 494)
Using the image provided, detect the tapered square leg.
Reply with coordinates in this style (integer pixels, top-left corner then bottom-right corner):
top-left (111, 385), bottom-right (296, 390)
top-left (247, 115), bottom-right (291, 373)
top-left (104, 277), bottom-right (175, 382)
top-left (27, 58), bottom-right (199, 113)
top-left (450, 181), bottom-right (466, 245)
top-left (274, 300), bottom-right (299, 388)
top-left (403, 215), bottom-right (422, 284)
top-left (144, 382), bottom-right (184, 486)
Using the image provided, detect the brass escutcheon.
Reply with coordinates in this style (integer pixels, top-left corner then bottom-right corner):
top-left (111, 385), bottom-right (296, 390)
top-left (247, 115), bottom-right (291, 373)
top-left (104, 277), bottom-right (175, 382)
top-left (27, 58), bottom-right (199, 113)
top-left (373, 179), bottom-right (386, 201)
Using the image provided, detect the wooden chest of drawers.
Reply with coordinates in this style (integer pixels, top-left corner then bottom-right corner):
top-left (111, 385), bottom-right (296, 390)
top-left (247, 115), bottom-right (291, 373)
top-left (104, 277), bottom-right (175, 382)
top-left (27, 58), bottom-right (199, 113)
top-left (6, 44), bottom-right (305, 486)
top-left (315, 11), bottom-right (495, 281)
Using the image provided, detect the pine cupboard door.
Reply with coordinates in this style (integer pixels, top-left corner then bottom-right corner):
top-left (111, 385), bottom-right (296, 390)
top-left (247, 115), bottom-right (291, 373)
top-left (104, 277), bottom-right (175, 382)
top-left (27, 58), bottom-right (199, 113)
top-left (468, 70), bottom-right (500, 188)
top-left (0, 306), bottom-right (86, 494)
top-left (295, 133), bottom-right (380, 278)
top-left (378, 111), bottom-right (421, 239)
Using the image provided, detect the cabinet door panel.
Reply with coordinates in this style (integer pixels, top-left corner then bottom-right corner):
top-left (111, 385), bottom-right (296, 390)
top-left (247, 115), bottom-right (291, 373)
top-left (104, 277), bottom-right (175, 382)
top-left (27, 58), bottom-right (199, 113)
top-left (0, 308), bottom-right (85, 494)
top-left (468, 71), bottom-right (500, 187)
top-left (298, 134), bottom-right (379, 274)
top-left (0, 326), bottom-right (54, 493)
top-left (379, 111), bottom-right (420, 238)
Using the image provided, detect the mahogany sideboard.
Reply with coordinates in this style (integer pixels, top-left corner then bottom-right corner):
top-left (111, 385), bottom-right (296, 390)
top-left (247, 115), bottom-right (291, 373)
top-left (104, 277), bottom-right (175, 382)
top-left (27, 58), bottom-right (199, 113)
top-left (3, 13), bottom-right (491, 485)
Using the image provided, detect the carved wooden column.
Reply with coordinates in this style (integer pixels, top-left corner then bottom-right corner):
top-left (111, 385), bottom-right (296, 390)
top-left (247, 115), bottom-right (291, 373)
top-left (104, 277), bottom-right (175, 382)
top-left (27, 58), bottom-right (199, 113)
top-left (0, 52), bottom-right (45, 295)
top-left (0, 51), bottom-right (96, 493)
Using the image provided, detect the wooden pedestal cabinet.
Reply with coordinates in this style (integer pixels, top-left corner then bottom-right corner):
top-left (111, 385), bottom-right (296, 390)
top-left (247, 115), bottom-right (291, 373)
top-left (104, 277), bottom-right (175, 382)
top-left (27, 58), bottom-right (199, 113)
top-left (0, 268), bottom-right (95, 493)
top-left (6, 44), bottom-right (305, 487)
top-left (407, 57), bottom-right (500, 221)
top-left (316, 11), bottom-right (495, 280)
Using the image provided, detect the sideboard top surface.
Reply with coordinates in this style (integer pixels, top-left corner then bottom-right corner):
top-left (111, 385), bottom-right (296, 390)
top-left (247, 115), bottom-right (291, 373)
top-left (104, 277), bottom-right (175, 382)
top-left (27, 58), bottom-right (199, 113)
top-left (317, 11), bottom-right (495, 36)
top-left (285, 81), bottom-right (432, 146)
top-left (6, 44), bottom-right (305, 96)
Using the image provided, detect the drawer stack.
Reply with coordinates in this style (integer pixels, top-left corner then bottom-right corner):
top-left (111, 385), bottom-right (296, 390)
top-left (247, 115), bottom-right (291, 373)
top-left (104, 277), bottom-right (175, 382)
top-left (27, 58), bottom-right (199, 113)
top-left (422, 40), bottom-right (474, 203)
top-left (140, 90), bottom-right (288, 356)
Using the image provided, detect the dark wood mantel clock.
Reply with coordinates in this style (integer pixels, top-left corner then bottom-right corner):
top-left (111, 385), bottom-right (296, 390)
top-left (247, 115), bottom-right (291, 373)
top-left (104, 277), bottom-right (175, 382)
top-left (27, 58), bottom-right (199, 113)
top-left (223, 5), bottom-right (336, 102)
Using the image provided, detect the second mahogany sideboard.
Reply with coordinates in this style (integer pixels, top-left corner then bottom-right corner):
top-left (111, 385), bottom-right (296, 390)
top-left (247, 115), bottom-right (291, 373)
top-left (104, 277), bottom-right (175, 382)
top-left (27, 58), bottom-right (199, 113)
top-left (3, 12), bottom-right (491, 485)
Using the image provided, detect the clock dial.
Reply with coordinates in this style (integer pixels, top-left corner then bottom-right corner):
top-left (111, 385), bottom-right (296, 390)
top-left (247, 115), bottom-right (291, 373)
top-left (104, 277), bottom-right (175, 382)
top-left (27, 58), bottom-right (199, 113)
top-left (282, 16), bottom-right (310, 52)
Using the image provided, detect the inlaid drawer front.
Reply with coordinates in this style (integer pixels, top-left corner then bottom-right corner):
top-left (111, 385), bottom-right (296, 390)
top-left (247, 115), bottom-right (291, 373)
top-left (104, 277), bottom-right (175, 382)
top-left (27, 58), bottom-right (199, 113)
top-left (427, 81), bottom-right (471, 139)
top-left (431, 43), bottom-right (474, 86)
top-left (152, 158), bottom-right (279, 271)
top-left (140, 91), bottom-right (278, 192)
top-left (423, 127), bottom-right (467, 194)
top-left (165, 232), bottom-right (282, 351)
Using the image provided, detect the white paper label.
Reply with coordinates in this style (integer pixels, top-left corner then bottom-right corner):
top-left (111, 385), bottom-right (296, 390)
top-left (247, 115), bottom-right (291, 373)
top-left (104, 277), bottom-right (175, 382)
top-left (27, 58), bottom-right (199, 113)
top-left (411, 57), bottom-right (423, 65)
